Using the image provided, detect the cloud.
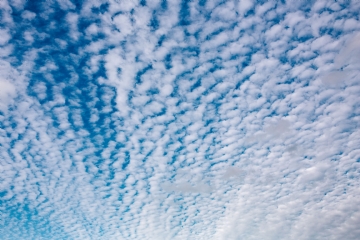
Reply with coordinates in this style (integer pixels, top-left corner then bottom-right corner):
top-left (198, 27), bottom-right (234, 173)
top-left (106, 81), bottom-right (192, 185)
top-left (0, 0), bottom-right (360, 239)
top-left (21, 10), bottom-right (36, 20)
top-left (335, 33), bottom-right (360, 70)
top-left (0, 60), bottom-right (19, 110)
top-left (162, 181), bottom-right (212, 194)
top-left (0, 78), bottom-right (15, 101)
top-left (321, 70), bottom-right (349, 87)
top-left (0, 29), bottom-right (11, 46)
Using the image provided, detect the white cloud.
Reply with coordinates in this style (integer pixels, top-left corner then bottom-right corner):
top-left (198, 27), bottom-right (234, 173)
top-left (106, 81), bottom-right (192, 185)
top-left (0, 0), bottom-right (360, 239)
top-left (335, 33), bottom-right (360, 70)
top-left (0, 29), bottom-right (11, 46)
top-left (9, 0), bottom-right (26, 10)
top-left (237, 0), bottom-right (254, 16)
top-left (21, 10), bottom-right (36, 20)
top-left (57, 0), bottom-right (76, 10)
top-left (0, 78), bottom-right (15, 109)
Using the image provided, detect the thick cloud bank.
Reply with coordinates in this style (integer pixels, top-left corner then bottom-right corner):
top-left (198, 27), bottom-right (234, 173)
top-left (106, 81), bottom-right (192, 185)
top-left (1, 0), bottom-right (360, 239)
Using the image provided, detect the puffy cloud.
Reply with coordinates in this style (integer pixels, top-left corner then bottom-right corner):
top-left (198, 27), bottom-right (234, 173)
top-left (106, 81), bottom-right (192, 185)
top-left (0, 78), bottom-right (15, 109)
top-left (0, 0), bottom-right (360, 239)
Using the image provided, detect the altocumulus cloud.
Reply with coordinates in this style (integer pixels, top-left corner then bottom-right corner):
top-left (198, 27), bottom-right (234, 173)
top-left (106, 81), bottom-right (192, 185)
top-left (1, 0), bottom-right (360, 239)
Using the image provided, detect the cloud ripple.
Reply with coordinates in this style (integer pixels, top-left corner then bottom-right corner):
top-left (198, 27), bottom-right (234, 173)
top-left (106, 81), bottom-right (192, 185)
top-left (0, 0), bottom-right (360, 239)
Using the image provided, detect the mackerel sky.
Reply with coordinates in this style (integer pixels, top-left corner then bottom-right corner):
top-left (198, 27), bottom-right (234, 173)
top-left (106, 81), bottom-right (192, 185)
top-left (1, 0), bottom-right (360, 239)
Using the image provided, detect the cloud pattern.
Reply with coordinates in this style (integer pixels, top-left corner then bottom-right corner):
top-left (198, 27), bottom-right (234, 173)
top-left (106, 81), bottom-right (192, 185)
top-left (1, 0), bottom-right (360, 239)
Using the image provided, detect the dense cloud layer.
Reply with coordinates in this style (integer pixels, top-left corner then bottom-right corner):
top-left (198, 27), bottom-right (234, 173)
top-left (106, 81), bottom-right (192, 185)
top-left (1, 0), bottom-right (360, 239)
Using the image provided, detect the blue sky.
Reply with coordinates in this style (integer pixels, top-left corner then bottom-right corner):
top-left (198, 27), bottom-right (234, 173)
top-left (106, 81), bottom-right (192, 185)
top-left (1, 0), bottom-right (360, 239)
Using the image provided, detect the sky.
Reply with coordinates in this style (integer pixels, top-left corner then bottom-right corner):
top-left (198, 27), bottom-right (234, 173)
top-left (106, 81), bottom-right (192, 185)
top-left (0, 0), bottom-right (360, 239)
